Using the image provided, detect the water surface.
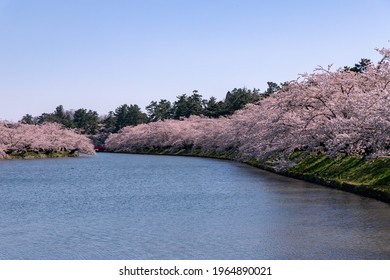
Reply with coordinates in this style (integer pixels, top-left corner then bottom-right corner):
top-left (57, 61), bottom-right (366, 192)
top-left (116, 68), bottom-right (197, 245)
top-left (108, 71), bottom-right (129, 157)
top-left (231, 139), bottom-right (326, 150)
top-left (0, 153), bottom-right (389, 259)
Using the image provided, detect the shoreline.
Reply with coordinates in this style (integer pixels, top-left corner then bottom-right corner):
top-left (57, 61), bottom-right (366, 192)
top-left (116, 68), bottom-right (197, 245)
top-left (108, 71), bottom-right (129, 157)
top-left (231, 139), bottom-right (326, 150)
top-left (247, 159), bottom-right (390, 204)
top-left (105, 149), bottom-right (390, 204)
top-left (4, 148), bottom-right (389, 204)
top-left (2, 151), bottom-right (80, 160)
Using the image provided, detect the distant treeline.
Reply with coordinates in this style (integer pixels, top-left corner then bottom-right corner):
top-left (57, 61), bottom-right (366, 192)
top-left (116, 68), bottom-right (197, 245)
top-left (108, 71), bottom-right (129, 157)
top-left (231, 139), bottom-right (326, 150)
top-left (105, 54), bottom-right (389, 160)
top-left (17, 58), bottom-right (373, 147)
top-left (19, 84), bottom-right (281, 144)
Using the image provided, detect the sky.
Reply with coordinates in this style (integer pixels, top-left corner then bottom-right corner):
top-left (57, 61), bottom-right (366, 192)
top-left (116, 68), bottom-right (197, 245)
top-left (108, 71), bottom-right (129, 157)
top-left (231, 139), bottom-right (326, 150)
top-left (0, 0), bottom-right (390, 121)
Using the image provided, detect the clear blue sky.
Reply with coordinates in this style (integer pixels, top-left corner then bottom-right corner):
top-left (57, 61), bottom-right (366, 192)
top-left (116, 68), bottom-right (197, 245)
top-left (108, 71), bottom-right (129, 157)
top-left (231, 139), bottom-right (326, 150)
top-left (0, 0), bottom-right (389, 121)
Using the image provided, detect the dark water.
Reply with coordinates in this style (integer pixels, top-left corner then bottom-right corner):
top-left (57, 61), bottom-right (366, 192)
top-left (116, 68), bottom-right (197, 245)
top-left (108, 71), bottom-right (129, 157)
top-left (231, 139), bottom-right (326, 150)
top-left (0, 153), bottom-right (389, 260)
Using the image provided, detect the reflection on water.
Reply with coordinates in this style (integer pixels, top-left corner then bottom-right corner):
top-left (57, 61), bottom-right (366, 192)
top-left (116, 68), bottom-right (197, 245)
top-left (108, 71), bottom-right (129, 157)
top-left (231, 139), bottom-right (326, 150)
top-left (0, 153), bottom-right (389, 259)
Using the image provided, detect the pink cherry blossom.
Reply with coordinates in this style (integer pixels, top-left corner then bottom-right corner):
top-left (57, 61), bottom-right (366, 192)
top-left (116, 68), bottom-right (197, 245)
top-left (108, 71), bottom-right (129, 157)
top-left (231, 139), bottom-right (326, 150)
top-left (0, 122), bottom-right (95, 159)
top-left (105, 47), bottom-right (390, 161)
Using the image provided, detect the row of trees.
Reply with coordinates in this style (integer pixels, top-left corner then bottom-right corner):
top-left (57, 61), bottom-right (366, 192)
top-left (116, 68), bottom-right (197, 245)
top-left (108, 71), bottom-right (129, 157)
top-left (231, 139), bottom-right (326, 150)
top-left (105, 49), bottom-right (390, 161)
top-left (4, 54), bottom-right (381, 159)
top-left (18, 58), bottom-right (372, 137)
top-left (21, 105), bottom-right (101, 135)
top-left (19, 86), bottom-right (276, 138)
top-left (0, 122), bottom-right (95, 159)
top-left (146, 87), bottom-right (269, 121)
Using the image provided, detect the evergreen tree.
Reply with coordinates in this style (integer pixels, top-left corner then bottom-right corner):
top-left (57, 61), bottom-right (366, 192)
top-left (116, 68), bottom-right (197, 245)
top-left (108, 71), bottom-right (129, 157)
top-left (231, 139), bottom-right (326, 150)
top-left (202, 96), bottom-right (224, 117)
top-left (114, 104), bottom-right (147, 131)
top-left (20, 114), bottom-right (34, 124)
top-left (172, 91), bottom-right (204, 119)
top-left (222, 88), bottom-right (260, 115)
top-left (73, 108), bottom-right (99, 134)
top-left (146, 99), bottom-right (173, 122)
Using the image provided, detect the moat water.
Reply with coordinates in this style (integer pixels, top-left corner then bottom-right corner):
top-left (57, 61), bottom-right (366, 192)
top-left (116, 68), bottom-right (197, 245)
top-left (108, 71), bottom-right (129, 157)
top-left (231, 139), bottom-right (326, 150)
top-left (0, 153), bottom-right (389, 259)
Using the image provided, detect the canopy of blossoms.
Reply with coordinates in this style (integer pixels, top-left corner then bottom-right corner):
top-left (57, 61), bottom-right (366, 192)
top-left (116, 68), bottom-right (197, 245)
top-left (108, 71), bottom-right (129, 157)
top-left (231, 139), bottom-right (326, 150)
top-left (106, 48), bottom-right (390, 161)
top-left (0, 122), bottom-right (95, 159)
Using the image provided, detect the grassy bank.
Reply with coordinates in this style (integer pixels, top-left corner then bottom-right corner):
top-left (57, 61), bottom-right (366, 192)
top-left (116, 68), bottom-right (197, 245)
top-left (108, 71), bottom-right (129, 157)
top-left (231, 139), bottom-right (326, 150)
top-left (110, 147), bottom-right (390, 204)
top-left (248, 153), bottom-right (390, 203)
top-left (5, 151), bottom-right (79, 159)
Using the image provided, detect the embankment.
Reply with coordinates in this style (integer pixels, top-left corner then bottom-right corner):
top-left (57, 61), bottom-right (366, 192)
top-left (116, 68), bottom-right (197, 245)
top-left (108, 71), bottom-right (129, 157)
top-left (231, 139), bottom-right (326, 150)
top-left (110, 148), bottom-right (390, 204)
top-left (4, 151), bottom-right (80, 160)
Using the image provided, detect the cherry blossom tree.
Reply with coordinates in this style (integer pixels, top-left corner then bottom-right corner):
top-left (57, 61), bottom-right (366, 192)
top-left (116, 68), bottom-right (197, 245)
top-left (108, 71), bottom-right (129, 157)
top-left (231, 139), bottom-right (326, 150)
top-left (105, 116), bottom-right (236, 154)
top-left (106, 47), bottom-right (390, 161)
top-left (0, 122), bottom-right (95, 159)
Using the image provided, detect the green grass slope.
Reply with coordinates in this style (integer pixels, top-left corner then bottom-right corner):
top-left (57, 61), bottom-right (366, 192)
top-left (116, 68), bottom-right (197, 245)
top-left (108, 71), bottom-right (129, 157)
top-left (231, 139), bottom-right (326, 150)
top-left (282, 154), bottom-right (390, 203)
